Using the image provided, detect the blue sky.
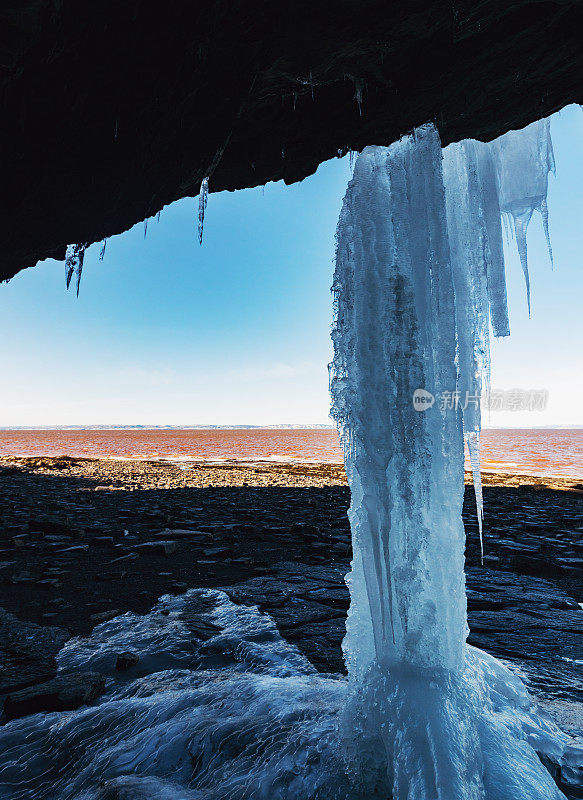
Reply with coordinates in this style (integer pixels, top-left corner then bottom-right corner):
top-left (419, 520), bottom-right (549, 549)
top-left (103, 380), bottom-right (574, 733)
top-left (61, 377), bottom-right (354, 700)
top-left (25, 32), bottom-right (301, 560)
top-left (1, 105), bottom-right (582, 427)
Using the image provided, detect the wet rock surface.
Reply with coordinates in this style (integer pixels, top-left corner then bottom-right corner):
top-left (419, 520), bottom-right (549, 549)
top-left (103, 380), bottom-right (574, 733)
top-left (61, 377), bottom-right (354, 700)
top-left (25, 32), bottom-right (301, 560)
top-left (0, 607), bottom-right (69, 695)
top-left (0, 457), bottom-right (581, 707)
top-left (115, 650), bottom-right (140, 671)
top-left (3, 671), bottom-right (106, 721)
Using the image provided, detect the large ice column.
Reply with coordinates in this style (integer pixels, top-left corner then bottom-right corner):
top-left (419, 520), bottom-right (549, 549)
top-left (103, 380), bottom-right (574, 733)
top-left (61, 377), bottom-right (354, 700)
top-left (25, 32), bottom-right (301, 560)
top-left (331, 125), bottom-right (467, 677)
top-left (331, 124), bottom-right (566, 800)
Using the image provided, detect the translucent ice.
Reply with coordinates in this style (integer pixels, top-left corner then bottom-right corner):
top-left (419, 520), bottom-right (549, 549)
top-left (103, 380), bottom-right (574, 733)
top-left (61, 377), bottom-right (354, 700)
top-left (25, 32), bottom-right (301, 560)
top-left (466, 430), bottom-right (484, 561)
top-left (64, 243), bottom-right (87, 296)
top-left (331, 127), bottom-right (466, 675)
top-left (0, 591), bottom-right (571, 800)
top-left (488, 119), bottom-right (555, 312)
top-left (474, 141), bottom-right (510, 338)
top-left (198, 177), bottom-right (209, 244)
top-left (0, 591), bottom-right (349, 800)
top-left (330, 126), bottom-right (566, 799)
top-left (443, 140), bottom-right (490, 542)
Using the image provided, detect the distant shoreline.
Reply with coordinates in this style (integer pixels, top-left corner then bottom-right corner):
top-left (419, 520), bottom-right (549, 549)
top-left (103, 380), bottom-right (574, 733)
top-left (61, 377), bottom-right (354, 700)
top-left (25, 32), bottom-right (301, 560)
top-left (1, 455), bottom-right (581, 492)
top-left (1, 425), bottom-right (583, 431)
top-left (0, 425), bottom-right (337, 431)
top-left (1, 428), bottom-right (582, 481)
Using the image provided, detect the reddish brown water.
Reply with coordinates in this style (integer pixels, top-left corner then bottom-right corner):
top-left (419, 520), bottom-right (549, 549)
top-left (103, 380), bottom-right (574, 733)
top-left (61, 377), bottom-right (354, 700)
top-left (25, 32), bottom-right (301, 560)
top-left (0, 428), bottom-right (581, 479)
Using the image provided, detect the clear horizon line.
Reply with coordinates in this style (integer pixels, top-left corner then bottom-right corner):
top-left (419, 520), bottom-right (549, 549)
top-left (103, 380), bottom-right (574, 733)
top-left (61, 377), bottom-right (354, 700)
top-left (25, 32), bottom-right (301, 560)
top-left (1, 423), bottom-right (582, 431)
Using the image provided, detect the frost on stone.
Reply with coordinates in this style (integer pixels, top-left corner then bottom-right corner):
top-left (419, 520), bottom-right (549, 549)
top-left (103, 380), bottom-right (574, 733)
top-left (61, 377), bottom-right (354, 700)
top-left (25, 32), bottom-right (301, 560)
top-left (65, 243), bottom-right (87, 296)
top-left (198, 176), bottom-right (209, 244)
top-left (488, 118), bottom-right (555, 313)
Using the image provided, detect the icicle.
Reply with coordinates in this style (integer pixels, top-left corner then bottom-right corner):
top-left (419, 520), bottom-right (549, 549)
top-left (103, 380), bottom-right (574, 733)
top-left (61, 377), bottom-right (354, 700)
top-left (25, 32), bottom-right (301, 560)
top-left (65, 247), bottom-right (75, 289)
top-left (143, 218), bottom-right (148, 239)
top-left (501, 210), bottom-right (513, 245)
top-left (198, 176), bottom-right (209, 244)
top-left (443, 142), bottom-right (491, 416)
top-left (540, 196), bottom-right (553, 269)
top-left (443, 141), bottom-right (490, 548)
top-left (156, 211), bottom-right (161, 223)
top-left (514, 209), bottom-right (533, 314)
top-left (75, 253), bottom-right (84, 297)
top-left (488, 118), bottom-right (555, 312)
top-left (474, 141), bottom-right (510, 337)
top-left (99, 239), bottom-right (107, 261)
top-left (466, 430), bottom-right (484, 563)
top-left (64, 244), bottom-right (86, 294)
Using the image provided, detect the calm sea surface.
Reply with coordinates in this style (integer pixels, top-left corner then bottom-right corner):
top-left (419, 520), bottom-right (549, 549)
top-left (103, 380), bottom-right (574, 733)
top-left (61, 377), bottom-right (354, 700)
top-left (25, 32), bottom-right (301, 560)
top-left (0, 428), bottom-right (581, 479)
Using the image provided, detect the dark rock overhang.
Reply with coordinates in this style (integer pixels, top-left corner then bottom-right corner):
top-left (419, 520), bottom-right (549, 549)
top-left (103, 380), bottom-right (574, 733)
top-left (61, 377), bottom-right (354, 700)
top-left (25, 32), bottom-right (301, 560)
top-left (1, 0), bottom-right (582, 282)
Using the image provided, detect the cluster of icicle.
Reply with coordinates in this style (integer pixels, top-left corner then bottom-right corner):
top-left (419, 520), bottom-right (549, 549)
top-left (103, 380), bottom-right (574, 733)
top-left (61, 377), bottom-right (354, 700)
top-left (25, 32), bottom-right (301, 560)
top-left (65, 172), bottom-right (209, 294)
top-left (65, 208), bottom-right (164, 295)
top-left (330, 119), bottom-right (562, 799)
top-left (444, 120), bottom-right (553, 555)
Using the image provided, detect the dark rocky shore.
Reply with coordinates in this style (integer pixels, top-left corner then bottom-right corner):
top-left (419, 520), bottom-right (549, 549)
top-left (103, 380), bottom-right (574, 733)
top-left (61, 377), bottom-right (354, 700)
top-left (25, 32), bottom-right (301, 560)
top-left (1, 457), bottom-right (581, 734)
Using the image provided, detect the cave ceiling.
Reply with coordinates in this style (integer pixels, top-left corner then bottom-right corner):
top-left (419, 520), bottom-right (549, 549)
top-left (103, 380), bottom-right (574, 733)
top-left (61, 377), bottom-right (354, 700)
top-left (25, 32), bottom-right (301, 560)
top-left (1, 0), bottom-right (582, 281)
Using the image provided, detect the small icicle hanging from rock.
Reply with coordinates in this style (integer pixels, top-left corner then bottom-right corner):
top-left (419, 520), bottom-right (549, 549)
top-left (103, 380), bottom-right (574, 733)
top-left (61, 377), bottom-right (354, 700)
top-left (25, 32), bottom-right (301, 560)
top-left (64, 243), bottom-right (87, 296)
top-left (65, 245), bottom-right (76, 289)
top-left (198, 177), bottom-right (209, 244)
